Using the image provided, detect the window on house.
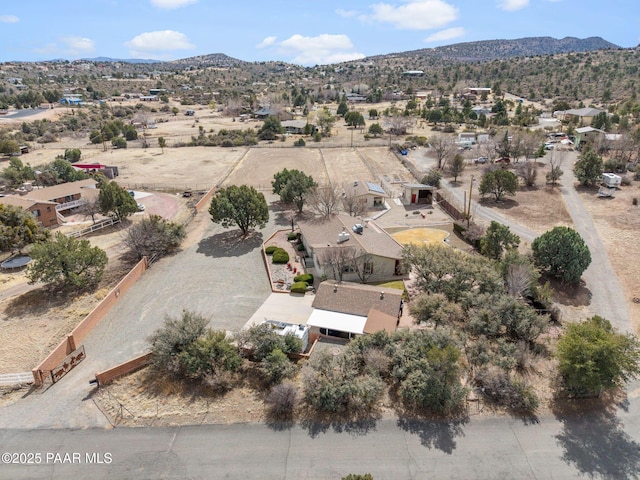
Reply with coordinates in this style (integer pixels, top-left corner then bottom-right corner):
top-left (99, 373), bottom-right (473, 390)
top-left (363, 262), bottom-right (374, 275)
top-left (33, 209), bottom-right (41, 217)
top-left (342, 265), bottom-right (355, 273)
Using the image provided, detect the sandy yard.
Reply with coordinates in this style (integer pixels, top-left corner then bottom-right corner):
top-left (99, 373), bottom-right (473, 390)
top-left (223, 147), bottom-right (327, 189)
top-left (578, 184), bottom-right (640, 333)
top-left (321, 148), bottom-right (377, 186)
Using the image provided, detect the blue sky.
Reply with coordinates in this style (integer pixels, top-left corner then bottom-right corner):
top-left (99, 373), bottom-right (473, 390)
top-left (1, 0), bottom-right (638, 65)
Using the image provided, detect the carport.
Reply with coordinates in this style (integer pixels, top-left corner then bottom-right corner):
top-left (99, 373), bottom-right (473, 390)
top-left (306, 309), bottom-right (367, 340)
top-left (401, 183), bottom-right (434, 205)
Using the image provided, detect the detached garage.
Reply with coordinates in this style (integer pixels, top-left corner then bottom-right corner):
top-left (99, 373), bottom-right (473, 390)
top-left (401, 183), bottom-right (434, 205)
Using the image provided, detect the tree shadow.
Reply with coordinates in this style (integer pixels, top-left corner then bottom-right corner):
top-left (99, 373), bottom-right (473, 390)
top-left (546, 276), bottom-right (592, 308)
top-left (296, 406), bottom-right (381, 438)
top-left (196, 230), bottom-right (263, 258)
top-left (395, 413), bottom-right (468, 454)
top-left (552, 394), bottom-right (640, 479)
top-left (478, 197), bottom-right (519, 209)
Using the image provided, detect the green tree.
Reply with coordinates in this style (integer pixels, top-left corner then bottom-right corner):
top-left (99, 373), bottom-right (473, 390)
top-left (64, 148), bottom-right (82, 163)
top-left (171, 107), bottom-right (179, 116)
top-left (98, 181), bottom-right (138, 220)
top-left (260, 348), bottom-right (298, 385)
top-left (124, 215), bottom-right (185, 260)
top-left (316, 107), bottom-right (335, 137)
top-left (0, 139), bottom-right (19, 156)
top-left (480, 221), bottom-right (520, 260)
top-left (448, 153), bottom-right (465, 182)
top-left (258, 116), bottom-right (283, 140)
top-left (27, 232), bottom-right (107, 289)
top-left (368, 108), bottom-right (378, 119)
top-left (50, 158), bottom-right (88, 183)
top-left (573, 149), bottom-right (604, 186)
top-left (179, 329), bottom-right (242, 380)
top-left (336, 100), bottom-right (349, 117)
top-left (209, 185), bottom-right (269, 236)
top-left (236, 323), bottom-right (303, 361)
top-left (368, 123), bottom-right (383, 137)
top-left (1, 157), bottom-right (35, 187)
top-left (532, 226), bottom-right (591, 284)
top-left (557, 316), bottom-right (640, 397)
top-left (111, 137), bottom-right (127, 149)
top-left (479, 169), bottom-right (518, 201)
top-left (158, 136), bottom-right (166, 153)
top-left (0, 204), bottom-right (49, 253)
top-left (272, 168), bottom-right (317, 213)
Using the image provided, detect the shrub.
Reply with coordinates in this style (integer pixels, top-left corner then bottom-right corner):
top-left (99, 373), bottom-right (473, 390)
top-left (111, 137), bottom-right (127, 149)
top-left (293, 273), bottom-right (314, 284)
top-left (452, 222), bottom-right (467, 235)
top-left (265, 245), bottom-right (279, 255)
top-left (272, 249), bottom-right (290, 264)
top-left (290, 281), bottom-right (308, 294)
top-left (287, 232), bottom-right (299, 241)
top-left (421, 169), bottom-right (442, 188)
top-left (475, 367), bottom-right (539, 412)
top-left (296, 243), bottom-right (306, 252)
top-left (260, 349), bottom-right (298, 385)
top-left (266, 381), bottom-right (299, 418)
top-left (294, 138), bottom-right (306, 147)
top-left (236, 323), bottom-right (303, 361)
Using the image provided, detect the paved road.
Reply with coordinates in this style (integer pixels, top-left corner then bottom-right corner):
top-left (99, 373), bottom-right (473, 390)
top-left (1, 395), bottom-right (639, 480)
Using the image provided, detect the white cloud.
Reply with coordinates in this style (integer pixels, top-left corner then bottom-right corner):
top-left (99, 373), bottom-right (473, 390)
top-left (277, 34), bottom-right (365, 66)
top-left (364, 0), bottom-right (458, 30)
top-left (150, 0), bottom-right (197, 9)
top-left (256, 36), bottom-right (277, 49)
top-left (125, 30), bottom-right (195, 58)
top-left (336, 8), bottom-right (358, 18)
top-left (0, 14), bottom-right (19, 23)
top-left (497, 0), bottom-right (529, 11)
top-left (424, 26), bottom-right (465, 42)
top-left (61, 36), bottom-right (95, 56)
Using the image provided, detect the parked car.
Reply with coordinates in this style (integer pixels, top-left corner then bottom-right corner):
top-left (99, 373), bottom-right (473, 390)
top-left (474, 156), bottom-right (488, 164)
top-left (495, 157), bottom-right (511, 164)
top-left (137, 203), bottom-right (146, 212)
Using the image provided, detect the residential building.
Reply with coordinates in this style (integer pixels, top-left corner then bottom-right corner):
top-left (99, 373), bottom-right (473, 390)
top-left (0, 195), bottom-right (58, 228)
top-left (307, 281), bottom-right (402, 339)
top-left (343, 181), bottom-right (388, 209)
top-left (297, 214), bottom-right (405, 283)
top-left (401, 183), bottom-right (435, 205)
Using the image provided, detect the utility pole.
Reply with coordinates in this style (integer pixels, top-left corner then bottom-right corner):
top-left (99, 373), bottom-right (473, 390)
top-left (467, 175), bottom-right (474, 226)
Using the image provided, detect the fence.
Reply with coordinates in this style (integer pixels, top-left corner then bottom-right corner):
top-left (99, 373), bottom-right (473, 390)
top-left (66, 217), bottom-right (120, 238)
top-left (435, 191), bottom-right (466, 222)
top-left (95, 352), bottom-right (153, 387)
top-left (32, 257), bottom-right (148, 386)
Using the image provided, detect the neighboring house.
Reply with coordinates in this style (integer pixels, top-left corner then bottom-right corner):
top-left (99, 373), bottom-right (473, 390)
top-left (343, 181), bottom-right (387, 209)
top-left (24, 179), bottom-right (97, 211)
top-left (0, 195), bottom-right (58, 228)
top-left (574, 126), bottom-right (605, 148)
top-left (457, 132), bottom-right (477, 145)
top-left (554, 108), bottom-right (604, 125)
top-left (281, 120), bottom-right (310, 134)
top-left (297, 214), bottom-right (405, 283)
top-left (401, 183), bottom-right (435, 205)
top-left (307, 281), bottom-right (402, 339)
top-left (252, 107), bottom-right (294, 121)
top-left (345, 93), bottom-right (367, 102)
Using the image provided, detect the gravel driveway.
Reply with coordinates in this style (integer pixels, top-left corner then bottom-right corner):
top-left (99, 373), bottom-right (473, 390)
top-left (0, 201), bottom-right (281, 428)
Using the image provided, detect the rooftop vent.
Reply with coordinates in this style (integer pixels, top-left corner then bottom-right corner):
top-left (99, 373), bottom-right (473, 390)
top-left (337, 231), bottom-right (350, 243)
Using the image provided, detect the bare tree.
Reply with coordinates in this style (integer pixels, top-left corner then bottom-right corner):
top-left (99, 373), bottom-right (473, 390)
top-left (517, 161), bottom-right (538, 187)
top-left (318, 246), bottom-right (356, 282)
top-left (132, 110), bottom-right (152, 148)
top-left (506, 264), bottom-right (534, 299)
top-left (383, 114), bottom-right (414, 136)
top-left (352, 250), bottom-right (377, 284)
top-left (307, 185), bottom-right (341, 218)
top-left (546, 151), bottom-right (565, 186)
top-left (429, 135), bottom-right (456, 170)
top-left (343, 190), bottom-right (367, 217)
top-left (79, 197), bottom-right (101, 224)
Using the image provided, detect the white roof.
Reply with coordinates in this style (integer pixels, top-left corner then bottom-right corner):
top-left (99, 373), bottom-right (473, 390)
top-left (306, 309), bottom-right (367, 335)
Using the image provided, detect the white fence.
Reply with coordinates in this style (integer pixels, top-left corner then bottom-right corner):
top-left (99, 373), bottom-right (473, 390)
top-left (0, 372), bottom-right (33, 386)
top-left (66, 217), bottom-right (121, 238)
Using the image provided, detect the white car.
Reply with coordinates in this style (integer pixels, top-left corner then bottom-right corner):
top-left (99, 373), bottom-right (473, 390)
top-left (137, 203), bottom-right (146, 212)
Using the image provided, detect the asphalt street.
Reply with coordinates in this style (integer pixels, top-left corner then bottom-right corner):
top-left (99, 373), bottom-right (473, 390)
top-left (1, 400), bottom-right (640, 480)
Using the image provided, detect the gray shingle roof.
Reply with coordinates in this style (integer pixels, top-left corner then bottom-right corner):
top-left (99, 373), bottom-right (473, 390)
top-left (312, 281), bottom-right (402, 318)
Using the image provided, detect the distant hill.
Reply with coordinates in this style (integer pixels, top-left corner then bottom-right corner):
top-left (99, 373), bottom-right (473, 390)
top-left (376, 36), bottom-right (621, 63)
top-left (82, 56), bottom-right (160, 64)
top-left (164, 53), bottom-right (246, 68)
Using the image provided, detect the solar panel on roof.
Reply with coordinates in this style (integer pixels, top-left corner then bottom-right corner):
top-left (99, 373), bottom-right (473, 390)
top-left (365, 182), bottom-right (386, 195)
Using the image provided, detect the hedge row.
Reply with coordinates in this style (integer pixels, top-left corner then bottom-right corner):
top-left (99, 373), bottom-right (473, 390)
top-left (290, 281), bottom-right (308, 294)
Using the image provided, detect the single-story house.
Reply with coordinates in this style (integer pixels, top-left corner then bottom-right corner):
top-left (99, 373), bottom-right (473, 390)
top-left (401, 183), bottom-right (435, 205)
top-left (296, 214), bottom-right (406, 283)
top-left (472, 106), bottom-right (491, 116)
top-left (554, 108), bottom-right (604, 125)
top-left (458, 132), bottom-right (477, 145)
top-left (281, 120), bottom-right (310, 134)
top-left (252, 107), bottom-right (294, 121)
top-left (307, 281), bottom-right (402, 339)
top-left (574, 126), bottom-right (605, 148)
top-left (345, 93), bottom-right (367, 102)
top-left (343, 181), bottom-right (387, 209)
top-left (0, 195), bottom-right (58, 228)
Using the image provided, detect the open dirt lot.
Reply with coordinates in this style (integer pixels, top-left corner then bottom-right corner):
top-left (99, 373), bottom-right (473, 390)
top-left (223, 147), bottom-right (327, 189)
top-left (578, 183), bottom-right (640, 333)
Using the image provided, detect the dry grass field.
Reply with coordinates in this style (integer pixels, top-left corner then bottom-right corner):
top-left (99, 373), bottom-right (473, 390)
top-left (579, 184), bottom-right (640, 332)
